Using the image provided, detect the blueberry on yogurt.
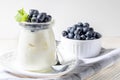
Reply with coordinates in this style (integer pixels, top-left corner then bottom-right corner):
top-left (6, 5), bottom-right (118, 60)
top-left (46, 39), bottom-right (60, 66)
top-left (15, 8), bottom-right (52, 23)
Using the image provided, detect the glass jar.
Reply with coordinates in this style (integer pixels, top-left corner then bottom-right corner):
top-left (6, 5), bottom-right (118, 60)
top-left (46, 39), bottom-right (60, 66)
top-left (15, 21), bottom-right (56, 72)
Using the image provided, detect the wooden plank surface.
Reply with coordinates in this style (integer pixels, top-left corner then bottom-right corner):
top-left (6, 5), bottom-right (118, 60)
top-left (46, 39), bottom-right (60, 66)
top-left (87, 61), bottom-right (120, 80)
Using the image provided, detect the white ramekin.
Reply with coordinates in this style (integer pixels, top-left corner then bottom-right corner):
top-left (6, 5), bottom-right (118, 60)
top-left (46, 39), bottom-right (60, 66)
top-left (57, 36), bottom-right (102, 63)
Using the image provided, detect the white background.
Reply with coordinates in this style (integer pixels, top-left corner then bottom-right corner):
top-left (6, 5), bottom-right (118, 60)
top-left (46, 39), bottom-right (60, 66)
top-left (0, 0), bottom-right (120, 40)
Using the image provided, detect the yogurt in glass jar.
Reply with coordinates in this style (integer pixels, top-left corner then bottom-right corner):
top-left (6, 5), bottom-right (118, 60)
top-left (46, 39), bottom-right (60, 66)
top-left (15, 21), bottom-right (56, 72)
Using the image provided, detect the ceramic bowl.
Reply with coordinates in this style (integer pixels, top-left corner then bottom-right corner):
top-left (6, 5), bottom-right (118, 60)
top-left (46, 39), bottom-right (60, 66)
top-left (57, 36), bottom-right (102, 63)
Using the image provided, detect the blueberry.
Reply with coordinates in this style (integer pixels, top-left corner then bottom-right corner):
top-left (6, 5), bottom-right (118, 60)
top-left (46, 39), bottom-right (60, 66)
top-left (89, 27), bottom-right (94, 32)
top-left (74, 29), bottom-right (82, 35)
top-left (29, 9), bottom-right (35, 14)
top-left (47, 15), bottom-right (52, 22)
top-left (29, 9), bottom-right (35, 18)
top-left (33, 10), bottom-right (39, 15)
top-left (43, 15), bottom-right (52, 22)
top-left (84, 23), bottom-right (89, 27)
top-left (29, 9), bottom-right (39, 18)
top-left (93, 32), bottom-right (102, 39)
top-left (77, 27), bottom-right (83, 35)
top-left (31, 17), bottom-right (37, 22)
top-left (83, 27), bottom-right (89, 34)
top-left (69, 27), bottom-right (76, 33)
top-left (74, 35), bottom-right (77, 39)
top-left (76, 27), bottom-right (83, 34)
top-left (77, 27), bottom-right (83, 31)
top-left (74, 34), bottom-right (81, 40)
top-left (32, 14), bottom-right (38, 17)
top-left (43, 18), bottom-right (48, 22)
top-left (85, 37), bottom-right (90, 40)
top-left (78, 30), bottom-right (82, 35)
top-left (95, 32), bottom-right (102, 39)
top-left (80, 35), bottom-right (86, 40)
top-left (74, 30), bottom-right (78, 35)
top-left (68, 33), bottom-right (74, 39)
top-left (62, 31), bottom-right (68, 37)
top-left (37, 13), bottom-right (46, 22)
top-left (85, 31), bottom-right (93, 38)
top-left (78, 22), bottom-right (83, 27)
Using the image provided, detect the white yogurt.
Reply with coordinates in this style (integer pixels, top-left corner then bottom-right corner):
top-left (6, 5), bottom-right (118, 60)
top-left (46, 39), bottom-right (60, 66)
top-left (15, 23), bottom-right (56, 72)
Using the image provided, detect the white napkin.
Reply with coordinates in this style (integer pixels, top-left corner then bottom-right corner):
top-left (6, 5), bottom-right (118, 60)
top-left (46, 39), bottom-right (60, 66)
top-left (0, 48), bottom-right (120, 80)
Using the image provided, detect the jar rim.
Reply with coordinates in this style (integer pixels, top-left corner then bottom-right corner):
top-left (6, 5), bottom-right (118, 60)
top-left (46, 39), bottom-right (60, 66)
top-left (19, 19), bottom-right (54, 26)
top-left (18, 20), bottom-right (54, 31)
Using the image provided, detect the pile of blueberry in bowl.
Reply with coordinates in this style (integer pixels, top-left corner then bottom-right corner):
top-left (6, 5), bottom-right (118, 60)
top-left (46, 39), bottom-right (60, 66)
top-left (62, 22), bottom-right (102, 40)
top-left (59, 22), bottom-right (102, 59)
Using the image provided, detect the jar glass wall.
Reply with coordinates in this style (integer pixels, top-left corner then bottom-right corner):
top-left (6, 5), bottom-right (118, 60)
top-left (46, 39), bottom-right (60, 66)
top-left (15, 21), bottom-right (56, 72)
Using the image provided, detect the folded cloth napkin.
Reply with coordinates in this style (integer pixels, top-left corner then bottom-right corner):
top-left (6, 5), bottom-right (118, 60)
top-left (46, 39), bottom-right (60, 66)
top-left (0, 48), bottom-right (120, 80)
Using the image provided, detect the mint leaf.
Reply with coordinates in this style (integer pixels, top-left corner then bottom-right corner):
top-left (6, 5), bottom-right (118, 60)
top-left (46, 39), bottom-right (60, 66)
top-left (15, 8), bottom-right (28, 22)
